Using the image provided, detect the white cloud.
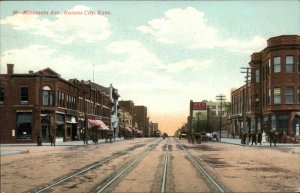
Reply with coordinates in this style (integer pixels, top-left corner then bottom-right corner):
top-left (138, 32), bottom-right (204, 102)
top-left (0, 5), bottom-right (110, 44)
top-left (137, 7), bottom-right (217, 48)
top-left (104, 40), bottom-right (162, 73)
top-left (0, 45), bottom-right (90, 79)
top-left (137, 7), bottom-right (266, 53)
top-left (219, 36), bottom-right (267, 53)
top-left (165, 59), bottom-right (212, 73)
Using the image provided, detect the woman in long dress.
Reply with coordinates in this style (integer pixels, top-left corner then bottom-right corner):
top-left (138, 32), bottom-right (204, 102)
top-left (262, 130), bottom-right (266, 143)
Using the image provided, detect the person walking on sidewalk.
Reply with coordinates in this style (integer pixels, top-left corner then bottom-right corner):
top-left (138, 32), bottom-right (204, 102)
top-left (251, 131), bottom-right (257, 145)
top-left (257, 131), bottom-right (262, 145)
top-left (269, 130), bottom-right (278, 146)
top-left (49, 131), bottom-right (56, 147)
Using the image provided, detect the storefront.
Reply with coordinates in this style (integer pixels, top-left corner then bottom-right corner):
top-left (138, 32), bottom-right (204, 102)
top-left (16, 110), bottom-right (33, 141)
top-left (55, 112), bottom-right (65, 142)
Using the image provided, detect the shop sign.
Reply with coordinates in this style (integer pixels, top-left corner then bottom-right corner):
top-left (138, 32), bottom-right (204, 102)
top-left (67, 110), bottom-right (79, 116)
top-left (16, 109), bottom-right (32, 112)
top-left (192, 102), bottom-right (206, 110)
top-left (12, 130), bottom-right (15, 137)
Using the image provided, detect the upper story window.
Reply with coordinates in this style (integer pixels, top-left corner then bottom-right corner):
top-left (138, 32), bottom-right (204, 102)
top-left (298, 56), bottom-right (300, 72)
top-left (58, 92), bottom-right (65, 107)
top-left (268, 89), bottom-right (271, 105)
top-left (298, 88), bottom-right (300, 104)
top-left (0, 87), bottom-right (4, 104)
top-left (285, 87), bottom-right (294, 104)
top-left (255, 69), bottom-right (260, 83)
top-left (268, 59), bottom-right (271, 75)
top-left (42, 86), bottom-right (53, 106)
top-left (20, 86), bottom-right (28, 104)
top-left (274, 56), bottom-right (281, 73)
top-left (285, 56), bottom-right (294, 73)
top-left (273, 87), bottom-right (281, 104)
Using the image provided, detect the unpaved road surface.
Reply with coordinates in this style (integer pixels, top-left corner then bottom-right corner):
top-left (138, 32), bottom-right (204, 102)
top-left (1, 138), bottom-right (299, 193)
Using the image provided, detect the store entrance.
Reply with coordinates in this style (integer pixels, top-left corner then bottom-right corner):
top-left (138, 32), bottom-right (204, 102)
top-left (41, 120), bottom-right (50, 142)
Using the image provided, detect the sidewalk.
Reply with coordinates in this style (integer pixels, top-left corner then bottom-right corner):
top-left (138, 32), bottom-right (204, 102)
top-left (0, 138), bottom-right (123, 156)
top-left (219, 137), bottom-right (300, 147)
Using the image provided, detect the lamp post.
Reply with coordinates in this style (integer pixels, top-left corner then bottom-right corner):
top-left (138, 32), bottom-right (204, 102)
top-left (216, 94), bottom-right (226, 141)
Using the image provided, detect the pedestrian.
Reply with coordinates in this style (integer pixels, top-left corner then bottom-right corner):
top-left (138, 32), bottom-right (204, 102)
top-left (49, 131), bottom-right (56, 147)
top-left (274, 131), bottom-right (278, 146)
top-left (283, 131), bottom-right (287, 143)
top-left (257, 131), bottom-right (262, 145)
top-left (245, 132), bottom-right (249, 145)
top-left (269, 130), bottom-right (277, 146)
top-left (251, 131), bottom-right (257, 145)
top-left (262, 130), bottom-right (266, 143)
top-left (82, 128), bottom-right (89, 145)
top-left (241, 132), bottom-right (246, 144)
top-left (92, 126), bottom-right (99, 145)
top-left (269, 130), bottom-right (273, 146)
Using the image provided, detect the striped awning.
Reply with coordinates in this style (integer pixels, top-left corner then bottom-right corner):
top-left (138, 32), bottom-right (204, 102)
top-left (88, 119), bottom-right (109, 130)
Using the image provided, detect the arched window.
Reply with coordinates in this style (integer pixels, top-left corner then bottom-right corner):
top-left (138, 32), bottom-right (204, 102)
top-left (42, 86), bottom-right (52, 105)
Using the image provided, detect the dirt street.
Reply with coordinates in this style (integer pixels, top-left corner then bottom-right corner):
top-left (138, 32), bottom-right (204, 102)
top-left (1, 138), bottom-right (299, 193)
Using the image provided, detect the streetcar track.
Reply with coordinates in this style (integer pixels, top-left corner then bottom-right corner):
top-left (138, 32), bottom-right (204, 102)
top-left (32, 138), bottom-right (226, 193)
top-left (160, 138), bottom-right (170, 193)
top-left (32, 138), bottom-right (157, 193)
top-left (94, 140), bottom-right (162, 193)
top-left (175, 138), bottom-right (227, 193)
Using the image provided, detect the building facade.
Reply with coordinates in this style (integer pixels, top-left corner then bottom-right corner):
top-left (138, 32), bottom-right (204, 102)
top-left (231, 35), bottom-right (300, 140)
top-left (0, 64), bottom-right (114, 143)
top-left (249, 35), bottom-right (300, 138)
top-left (134, 105), bottom-right (148, 137)
top-left (230, 85), bottom-right (252, 137)
top-left (149, 122), bottom-right (159, 137)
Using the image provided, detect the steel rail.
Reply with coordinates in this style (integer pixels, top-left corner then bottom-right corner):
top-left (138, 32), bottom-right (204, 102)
top-left (95, 141), bottom-right (159, 193)
top-left (35, 154), bottom-right (119, 193)
top-left (176, 139), bottom-right (225, 193)
top-left (34, 139), bottom-right (156, 193)
top-left (160, 138), bottom-right (169, 193)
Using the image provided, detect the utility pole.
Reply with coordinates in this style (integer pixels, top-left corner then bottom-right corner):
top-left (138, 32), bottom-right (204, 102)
top-left (207, 106), bottom-right (210, 133)
top-left (93, 64), bottom-right (95, 83)
top-left (216, 94), bottom-right (226, 141)
top-left (241, 67), bottom-right (251, 134)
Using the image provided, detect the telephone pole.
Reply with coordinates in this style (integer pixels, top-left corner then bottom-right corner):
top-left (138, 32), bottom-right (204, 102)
top-left (216, 94), bottom-right (226, 141)
top-left (241, 67), bottom-right (251, 134)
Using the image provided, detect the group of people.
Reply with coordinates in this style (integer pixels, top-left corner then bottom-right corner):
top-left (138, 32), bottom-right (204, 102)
top-left (241, 130), bottom-right (278, 146)
top-left (80, 126), bottom-right (102, 145)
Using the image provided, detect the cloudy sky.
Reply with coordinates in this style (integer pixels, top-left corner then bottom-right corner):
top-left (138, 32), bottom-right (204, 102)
top-left (1, 1), bottom-right (299, 134)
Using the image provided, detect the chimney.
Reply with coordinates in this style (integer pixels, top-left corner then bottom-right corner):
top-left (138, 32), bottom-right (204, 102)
top-left (7, 64), bottom-right (14, 75)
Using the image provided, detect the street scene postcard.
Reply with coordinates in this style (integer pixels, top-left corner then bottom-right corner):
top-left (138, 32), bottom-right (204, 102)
top-left (0, 1), bottom-right (300, 193)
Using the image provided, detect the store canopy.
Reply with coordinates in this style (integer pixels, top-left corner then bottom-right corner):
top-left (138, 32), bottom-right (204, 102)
top-left (88, 119), bottom-right (109, 130)
top-left (125, 126), bottom-right (132, 133)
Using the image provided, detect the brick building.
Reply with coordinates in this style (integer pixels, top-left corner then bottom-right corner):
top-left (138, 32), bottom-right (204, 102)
top-left (134, 106), bottom-right (149, 137)
top-left (231, 35), bottom-right (300, 139)
top-left (0, 64), bottom-right (113, 143)
top-left (231, 85), bottom-right (251, 136)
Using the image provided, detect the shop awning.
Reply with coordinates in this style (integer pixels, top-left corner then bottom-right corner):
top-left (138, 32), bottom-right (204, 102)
top-left (66, 116), bottom-right (77, 124)
top-left (125, 126), bottom-right (132, 133)
top-left (88, 119), bottom-right (109, 130)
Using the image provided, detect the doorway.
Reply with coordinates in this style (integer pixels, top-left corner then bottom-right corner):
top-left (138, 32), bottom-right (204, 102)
top-left (41, 120), bottom-right (50, 142)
